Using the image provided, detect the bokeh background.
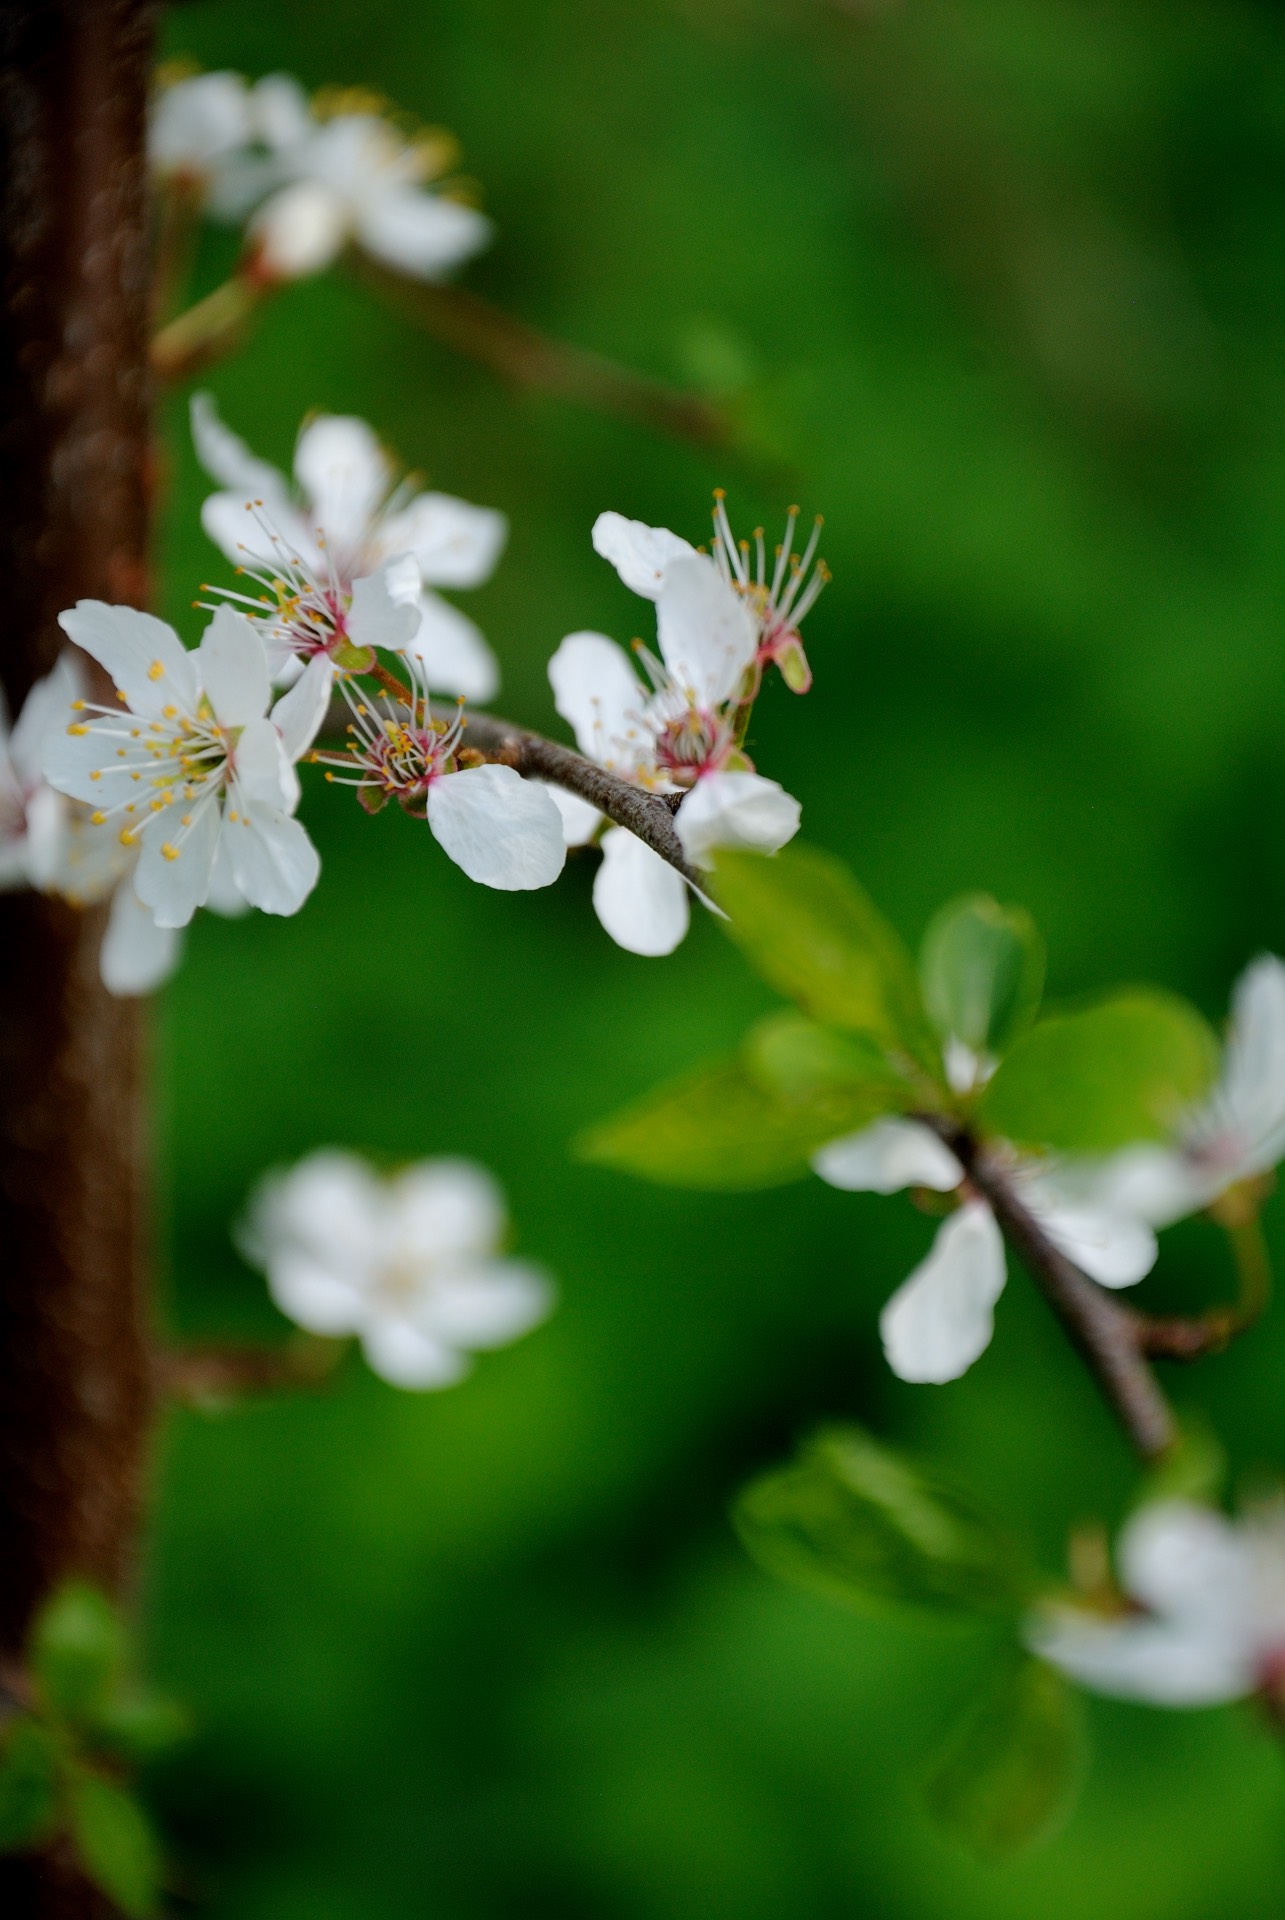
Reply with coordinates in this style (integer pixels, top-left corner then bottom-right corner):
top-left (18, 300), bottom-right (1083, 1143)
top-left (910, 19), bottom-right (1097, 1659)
top-left (149, 1), bottom-right (1285, 1912)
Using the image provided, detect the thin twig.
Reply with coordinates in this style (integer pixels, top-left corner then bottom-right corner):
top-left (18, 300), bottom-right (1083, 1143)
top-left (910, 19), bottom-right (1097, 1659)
top-left (321, 688), bottom-right (706, 891)
top-left (154, 1338), bottom-right (341, 1406)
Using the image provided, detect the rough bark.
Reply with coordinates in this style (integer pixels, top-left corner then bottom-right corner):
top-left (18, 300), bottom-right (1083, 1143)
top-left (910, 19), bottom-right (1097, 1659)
top-left (0, 2), bottom-right (155, 1911)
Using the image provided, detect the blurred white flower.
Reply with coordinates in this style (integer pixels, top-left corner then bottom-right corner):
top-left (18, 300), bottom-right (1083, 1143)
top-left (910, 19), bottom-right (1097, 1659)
top-left (1028, 1500), bottom-right (1285, 1708)
top-left (0, 654), bottom-right (79, 893)
top-left (194, 394), bottom-right (504, 701)
top-left (148, 69), bottom-right (255, 201)
top-left (547, 538), bottom-right (800, 957)
top-left (812, 1119), bottom-right (1157, 1384)
top-left (44, 602), bottom-right (319, 928)
top-left (314, 657), bottom-right (565, 892)
top-left (1072, 957), bottom-right (1285, 1228)
top-left (234, 75), bottom-right (492, 285)
top-left (240, 1150), bottom-right (554, 1390)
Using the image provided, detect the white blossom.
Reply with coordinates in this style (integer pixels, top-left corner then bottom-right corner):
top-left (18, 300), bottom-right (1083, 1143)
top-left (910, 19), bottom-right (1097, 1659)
top-left (148, 69), bottom-right (255, 201)
top-left (0, 655), bottom-right (79, 892)
top-left (1028, 1500), bottom-right (1285, 1708)
top-left (314, 658), bottom-right (565, 892)
top-left (239, 1150), bottom-right (554, 1390)
top-left (812, 1118), bottom-right (1157, 1384)
top-left (547, 548), bottom-right (800, 957)
top-left (1074, 957), bottom-right (1285, 1228)
top-left (233, 76), bottom-right (492, 285)
top-left (43, 602), bottom-right (320, 929)
top-left (194, 394), bottom-right (504, 701)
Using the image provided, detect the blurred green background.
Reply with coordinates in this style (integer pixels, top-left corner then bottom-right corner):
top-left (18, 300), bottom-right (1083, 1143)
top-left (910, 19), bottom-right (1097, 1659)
top-left (150, 1), bottom-right (1285, 1912)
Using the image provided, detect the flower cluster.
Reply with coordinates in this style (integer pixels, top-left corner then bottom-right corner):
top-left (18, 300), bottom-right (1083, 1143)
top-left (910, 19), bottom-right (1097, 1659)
top-left (239, 1150), bottom-right (553, 1389)
top-left (150, 68), bottom-right (490, 285)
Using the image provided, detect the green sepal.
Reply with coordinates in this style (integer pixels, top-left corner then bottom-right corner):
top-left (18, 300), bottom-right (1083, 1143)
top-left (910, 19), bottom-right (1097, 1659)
top-left (330, 639), bottom-right (376, 673)
top-left (980, 988), bottom-right (1219, 1153)
top-left (32, 1583), bottom-right (123, 1727)
top-left (919, 1654), bottom-right (1086, 1858)
top-left (919, 893), bottom-right (1045, 1058)
top-left (356, 781), bottom-right (389, 816)
top-left (0, 1718), bottom-right (61, 1855)
top-left (68, 1773), bottom-right (164, 1920)
top-left (733, 1425), bottom-right (1029, 1618)
top-left (776, 636), bottom-right (812, 693)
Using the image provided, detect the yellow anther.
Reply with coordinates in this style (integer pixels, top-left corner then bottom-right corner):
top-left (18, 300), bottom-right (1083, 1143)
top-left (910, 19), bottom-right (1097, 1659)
top-left (66, 722), bottom-right (88, 735)
top-left (713, 486), bottom-right (727, 500)
top-left (148, 660), bottom-right (165, 681)
top-left (90, 810), bottom-right (106, 825)
top-left (181, 815), bottom-right (192, 827)
top-left (89, 769), bottom-right (101, 781)
top-left (119, 828), bottom-right (137, 846)
top-left (163, 705), bottom-right (177, 718)
top-left (149, 799), bottom-right (165, 812)
top-left (161, 843), bottom-right (180, 861)
top-left (71, 699), bottom-right (86, 711)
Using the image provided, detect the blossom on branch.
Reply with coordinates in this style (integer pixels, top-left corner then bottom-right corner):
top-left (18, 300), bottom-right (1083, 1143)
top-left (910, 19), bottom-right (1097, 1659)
top-left (812, 1118), bottom-right (1157, 1383)
top-left (44, 602), bottom-right (320, 928)
top-left (314, 659), bottom-right (566, 891)
top-left (548, 529), bottom-right (803, 955)
top-left (239, 1150), bottom-right (554, 1390)
top-left (194, 395), bottom-right (504, 701)
top-left (1029, 1499), bottom-right (1285, 1708)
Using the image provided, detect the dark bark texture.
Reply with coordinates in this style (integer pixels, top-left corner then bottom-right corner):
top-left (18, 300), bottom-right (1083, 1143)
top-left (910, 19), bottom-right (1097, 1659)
top-left (0, 3), bottom-right (155, 1912)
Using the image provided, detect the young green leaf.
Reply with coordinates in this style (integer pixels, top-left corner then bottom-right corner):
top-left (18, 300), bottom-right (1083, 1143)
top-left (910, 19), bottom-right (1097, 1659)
top-left (919, 893), bottom-right (1044, 1057)
top-left (32, 1583), bottom-right (123, 1726)
top-left (920, 1655), bottom-right (1085, 1858)
top-left (743, 1012), bottom-right (910, 1104)
top-left (90, 1690), bottom-right (191, 1763)
top-left (579, 1048), bottom-right (904, 1191)
top-left (979, 988), bottom-right (1219, 1153)
top-left (733, 1426), bottom-right (1027, 1617)
top-left (0, 1718), bottom-right (60, 1855)
top-left (69, 1774), bottom-right (163, 1920)
top-left (711, 846), bottom-right (938, 1068)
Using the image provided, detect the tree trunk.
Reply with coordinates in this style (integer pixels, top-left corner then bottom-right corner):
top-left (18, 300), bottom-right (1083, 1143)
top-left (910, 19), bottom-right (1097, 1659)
top-left (0, 2), bottom-right (155, 1911)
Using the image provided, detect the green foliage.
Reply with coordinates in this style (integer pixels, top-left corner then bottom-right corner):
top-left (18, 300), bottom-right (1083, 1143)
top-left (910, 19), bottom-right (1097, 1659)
top-left (919, 893), bottom-right (1045, 1058)
top-left (68, 1774), bottom-right (164, 1920)
top-left (743, 1011), bottom-right (906, 1103)
top-left (579, 1039), bottom-right (906, 1190)
top-left (920, 1656), bottom-right (1085, 1859)
top-left (33, 1583), bottom-right (124, 1725)
top-left (980, 989), bottom-right (1219, 1153)
top-left (711, 847), bottom-right (939, 1072)
top-left (1135, 1416), bottom-right (1228, 1510)
top-left (0, 1719), bottom-right (60, 1854)
top-left (733, 1426), bottom-right (1028, 1618)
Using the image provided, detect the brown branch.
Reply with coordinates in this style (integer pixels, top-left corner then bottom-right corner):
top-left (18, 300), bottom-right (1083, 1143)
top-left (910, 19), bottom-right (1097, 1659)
top-left (354, 262), bottom-right (735, 453)
top-left (322, 690), bottom-right (706, 892)
top-left (154, 1339), bottom-right (341, 1407)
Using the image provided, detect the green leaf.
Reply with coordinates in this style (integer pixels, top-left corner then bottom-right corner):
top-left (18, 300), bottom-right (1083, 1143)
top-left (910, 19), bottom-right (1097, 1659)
top-left (743, 1012), bottom-right (910, 1104)
top-left (90, 1691), bottom-right (190, 1763)
top-left (920, 1655), bottom-right (1085, 1858)
top-left (919, 893), bottom-right (1045, 1057)
top-left (32, 1583), bottom-right (123, 1726)
top-left (1135, 1415), bottom-right (1227, 1510)
top-left (0, 1718), bottom-right (60, 1854)
top-left (979, 988), bottom-right (1219, 1153)
top-left (711, 846), bottom-right (937, 1067)
top-left (733, 1426), bottom-right (1027, 1617)
top-left (580, 1047), bottom-right (902, 1191)
top-left (68, 1774), bottom-right (163, 1920)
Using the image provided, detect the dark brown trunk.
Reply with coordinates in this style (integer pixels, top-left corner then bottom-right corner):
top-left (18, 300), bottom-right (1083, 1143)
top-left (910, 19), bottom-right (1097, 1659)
top-left (0, 2), bottom-right (156, 1912)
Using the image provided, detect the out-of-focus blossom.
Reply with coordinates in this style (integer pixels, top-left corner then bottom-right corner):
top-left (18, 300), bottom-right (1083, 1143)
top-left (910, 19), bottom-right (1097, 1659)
top-left (0, 655), bottom-right (79, 893)
top-left (240, 1149), bottom-right (554, 1390)
top-left (812, 1118), bottom-right (1157, 1384)
top-left (194, 395), bottom-right (504, 701)
top-left (1029, 1500), bottom-right (1285, 1708)
top-left (148, 69), bottom-right (255, 202)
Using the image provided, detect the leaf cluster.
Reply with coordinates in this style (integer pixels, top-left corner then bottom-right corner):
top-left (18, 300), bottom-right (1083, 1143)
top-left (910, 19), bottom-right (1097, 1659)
top-left (0, 1582), bottom-right (186, 1916)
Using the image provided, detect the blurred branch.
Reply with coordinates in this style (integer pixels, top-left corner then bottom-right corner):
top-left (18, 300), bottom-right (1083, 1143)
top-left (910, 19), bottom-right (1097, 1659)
top-left (151, 273), bottom-right (263, 385)
top-left (321, 684), bottom-right (706, 891)
top-left (355, 260), bottom-right (736, 453)
top-left (154, 1337), bottom-right (341, 1407)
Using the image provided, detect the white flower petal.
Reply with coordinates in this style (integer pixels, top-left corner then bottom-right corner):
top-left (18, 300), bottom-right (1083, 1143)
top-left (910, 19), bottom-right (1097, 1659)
top-left (249, 72), bottom-right (314, 151)
top-left (378, 494), bottom-right (507, 589)
top-left (133, 800), bottom-right (219, 929)
top-left (1119, 1502), bottom-right (1253, 1627)
top-left (250, 179), bottom-right (349, 280)
top-left (813, 1118), bottom-right (963, 1195)
top-left (243, 1150), bottom-right (385, 1272)
top-left (419, 1260), bottom-right (553, 1350)
top-left (1031, 1198), bottom-right (1158, 1289)
top-left (1216, 954), bottom-right (1285, 1176)
top-left (879, 1200), bottom-right (1007, 1384)
top-left (149, 71), bottom-right (251, 177)
top-left (541, 782), bottom-right (600, 847)
top-left (271, 654), bottom-right (333, 761)
top-left (591, 826), bottom-right (689, 957)
top-left (99, 882), bottom-right (182, 996)
top-left (190, 392), bottom-right (291, 505)
top-left (360, 1319), bottom-right (471, 1390)
top-left (1027, 1606), bottom-right (1254, 1707)
top-left (9, 653), bottom-right (85, 781)
top-left (293, 413), bottom-right (390, 553)
top-left (199, 490), bottom-right (319, 573)
top-left (22, 785), bottom-right (67, 890)
top-left (427, 763), bottom-right (566, 890)
top-left (674, 770), bottom-right (801, 869)
top-left (57, 602), bottom-right (197, 720)
top-left (228, 805), bottom-right (320, 916)
top-left (348, 567), bottom-right (422, 654)
top-left (656, 554), bottom-right (759, 708)
top-left (548, 630), bottom-right (648, 770)
top-left (42, 726), bottom-right (138, 809)
top-left (233, 715), bottom-right (298, 811)
top-left (266, 1251), bottom-right (367, 1338)
top-left (390, 1158), bottom-right (505, 1263)
top-left (204, 833), bottom-right (249, 918)
top-left (197, 605), bottom-right (271, 728)
top-left (403, 593), bottom-right (499, 701)
top-left (591, 511), bottom-right (697, 600)
top-left (356, 190), bottom-right (492, 279)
